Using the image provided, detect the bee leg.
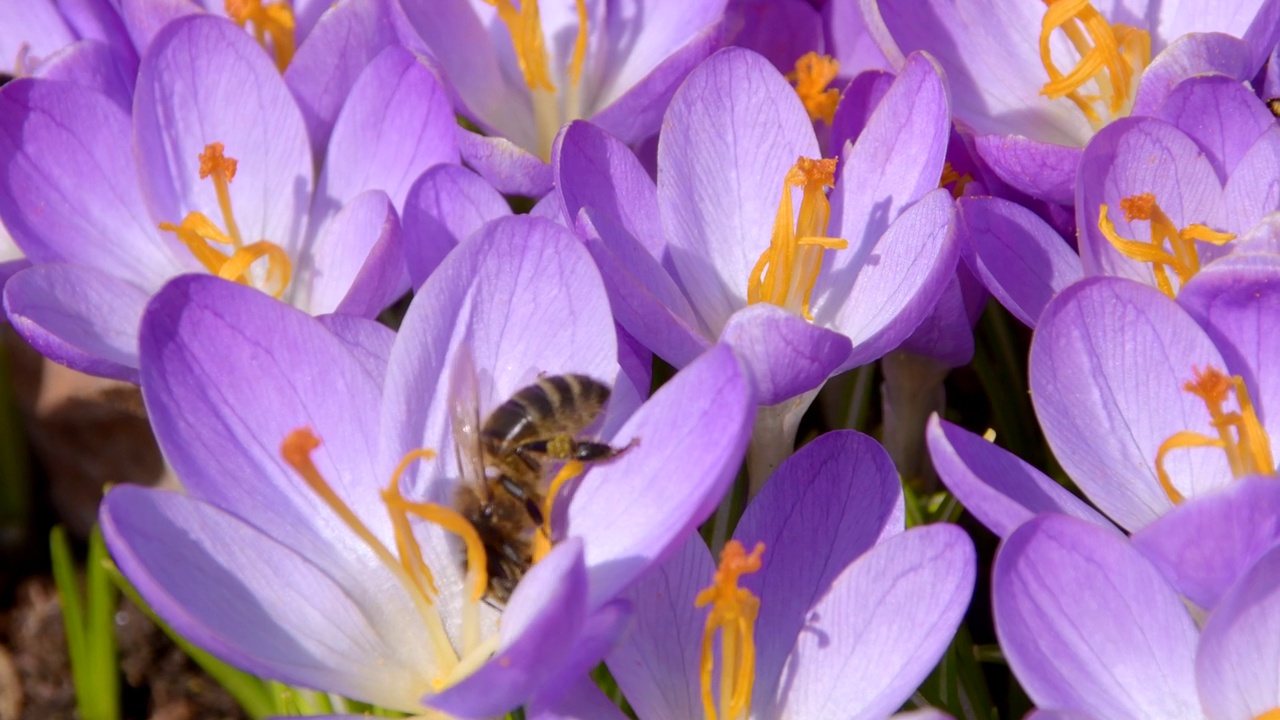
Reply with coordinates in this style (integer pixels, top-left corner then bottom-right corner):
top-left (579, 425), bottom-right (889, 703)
top-left (572, 437), bottom-right (638, 463)
top-left (523, 497), bottom-right (544, 526)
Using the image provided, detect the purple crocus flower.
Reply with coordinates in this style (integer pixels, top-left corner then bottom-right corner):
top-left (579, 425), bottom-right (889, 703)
top-left (0, 14), bottom-right (458, 383)
top-left (553, 46), bottom-right (956, 486)
top-left (100, 216), bottom-right (753, 717)
top-left (397, 0), bottom-right (728, 196)
top-left (533, 430), bottom-right (974, 720)
top-left (959, 73), bottom-right (1280, 328)
top-left (995, 512), bottom-right (1280, 719)
top-left (868, 0), bottom-right (1280, 203)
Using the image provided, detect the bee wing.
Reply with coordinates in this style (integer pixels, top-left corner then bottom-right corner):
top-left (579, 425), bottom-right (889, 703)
top-left (449, 343), bottom-right (488, 496)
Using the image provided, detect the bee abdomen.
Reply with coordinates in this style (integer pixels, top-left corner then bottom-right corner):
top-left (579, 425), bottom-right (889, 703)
top-left (481, 374), bottom-right (611, 450)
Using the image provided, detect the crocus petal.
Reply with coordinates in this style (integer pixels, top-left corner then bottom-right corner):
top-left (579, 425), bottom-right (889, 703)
top-left (34, 40), bottom-right (136, 111)
top-left (994, 514), bottom-right (1201, 718)
top-left (1154, 74), bottom-right (1276, 180)
top-left (4, 264), bottom-right (149, 381)
top-left (972, 134), bottom-right (1081, 206)
top-left (658, 47), bottom-right (818, 335)
top-left (100, 486), bottom-right (432, 712)
top-left (829, 52), bottom-right (951, 262)
top-left (1178, 253), bottom-right (1280, 442)
top-left (1159, 0), bottom-right (1280, 70)
top-left (528, 678), bottom-right (631, 720)
top-left (139, 275), bottom-right (393, 563)
top-left (568, 343), bottom-right (753, 608)
top-left (1076, 117), bottom-right (1223, 282)
top-left (284, 0), bottom-right (402, 158)
top-left (457, 128), bottom-right (554, 198)
top-left (1031, 277), bottom-right (1233, 531)
top-left (824, 0), bottom-right (892, 77)
top-left (380, 216), bottom-right (618, 498)
top-left (428, 541), bottom-right (589, 719)
top-left (1131, 32), bottom-right (1256, 117)
top-left (1221, 127), bottom-right (1280, 233)
top-left (926, 416), bottom-right (1117, 538)
top-left (732, 430), bottom-right (903, 715)
top-left (719, 304), bottom-right (850, 403)
top-left (957, 196), bottom-right (1083, 328)
top-left (606, 532), bottom-right (714, 720)
top-left (829, 69), bottom-right (894, 154)
top-left (315, 313), bottom-right (393, 388)
top-left (825, 187), bottom-right (958, 370)
top-left (314, 45), bottom-right (459, 216)
top-left (724, 0), bottom-right (824, 74)
top-left (304, 190), bottom-right (406, 317)
top-left (133, 15), bottom-right (313, 257)
top-left (895, 268), bottom-right (981, 367)
top-left (1196, 542), bottom-right (1280, 719)
top-left (118, 0), bottom-right (199, 56)
top-left (1133, 477), bottom-right (1280, 611)
top-left (401, 164), bottom-right (511, 288)
top-left (0, 0), bottom-right (75, 62)
top-left (776, 524), bottom-right (976, 720)
top-left (0, 78), bottom-right (191, 288)
top-left (526, 600), bottom-right (634, 714)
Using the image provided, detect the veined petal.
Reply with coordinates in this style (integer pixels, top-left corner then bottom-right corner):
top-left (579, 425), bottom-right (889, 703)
top-left (1131, 32), bottom-right (1254, 117)
top-left (401, 164), bottom-right (511, 288)
top-left (316, 313), bottom-right (393, 389)
top-left (303, 189), bottom-right (406, 317)
top-left (528, 677), bottom-right (632, 720)
top-left (1154, 74), bottom-right (1276, 181)
top-left (719, 303), bottom-right (851, 405)
top-left (1197, 541), bottom-right (1280, 719)
top-left (972, 134), bottom-right (1081, 206)
top-left (456, 128), bottom-right (554, 198)
top-left (723, 0), bottom-right (824, 75)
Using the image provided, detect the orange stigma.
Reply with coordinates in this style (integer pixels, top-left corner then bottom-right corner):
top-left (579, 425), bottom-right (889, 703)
top-left (697, 541), bottom-right (764, 720)
top-left (159, 143), bottom-right (293, 299)
top-left (1038, 0), bottom-right (1150, 129)
top-left (940, 161), bottom-right (974, 199)
top-left (787, 52), bottom-right (840, 125)
top-left (226, 0), bottom-right (295, 71)
top-left (1154, 367), bottom-right (1275, 504)
top-left (1098, 193), bottom-right (1235, 298)
top-left (747, 157), bottom-right (848, 321)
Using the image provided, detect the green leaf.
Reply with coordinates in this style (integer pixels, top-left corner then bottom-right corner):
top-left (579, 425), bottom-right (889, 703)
top-left (85, 526), bottom-right (120, 719)
top-left (916, 623), bottom-right (996, 720)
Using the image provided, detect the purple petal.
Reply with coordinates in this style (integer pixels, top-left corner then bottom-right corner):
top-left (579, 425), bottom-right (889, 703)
top-left (34, 40), bottom-right (136, 111)
top-left (567, 343), bottom-right (753, 608)
top-left (314, 45), bottom-right (459, 215)
top-left (828, 69), bottom-right (894, 168)
top-left (895, 270), bottom-right (979, 367)
top-left (1196, 541), bottom-right (1280, 719)
top-left (731, 430), bottom-right (903, 714)
top-left (427, 540), bottom-right (589, 718)
top-left (100, 486), bottom-right (433, 712)
top-left (529, 678), bottom-right (630, 720)
top-left (284, 0), bottom-right (402, 158)
top-left (972, 134), bottom-right (1081, 206)
top-left (1031, 277), bottom-right (1233, 531)
top-left (315, 313), bottom-right (393, 388)
top-left (401, 164), bottom-right (511, 288)
top-left (957, 196), bottom-right (1083, 328)
top-left (457, 128), bottom-right (554, 198)
top-left (724, 0), bottom-right (823, 74)
top-left (824, 188), bottom-right (958, 370)
top-left (926, 416), bottom-right (1118, 538)
top-left (994, 514), bottom-right (1200, 718)
top-left (0, 78), bottom-right (190, 287)
top-left (1221, 126), bottom-right (1280, 231)
top-left (4, 264), bottom-right (148, 381)
top-left (776, 524), bottom-right (976, 720)
top-left (1159, 0), bottom-right (1280, 71)
top-left (1133, 477), bottom-right (1280, 611)
top-left (118, 0), bottom-right (199, 55)
top-left (1131, 32), bottom-right (1255, 117)
top-left (0, 0), bottom-right (75, 62)
top-left (1154, 74), bottom-right (1276, 180)
top-left (305, 190), bottom-right (406, 317)
top-left (658, 47), bottom-right (818, 335)
top-left (525, 600), bottom-right (633, 714)
top-left (823, 0), bottom-right (892, 78)
top-left (719, 303), bottom-right (850, 405)
top-left (133, 16), bottom-right (313, 257)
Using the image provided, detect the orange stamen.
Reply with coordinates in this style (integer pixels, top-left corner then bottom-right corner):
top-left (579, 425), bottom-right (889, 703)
top-left (748, 157), bottom-right (847, 321)
top-left (226, 0), bottom-right (296, 71)
top-left (482, 0), bottom-right (556, 91)
top-left (531, 460), bottom-right (584, 562)
top-left (1097, 194), bottom-right (1235, 298)
top-left (1038, 0), bottom-right (1150, 128)
top-left (697, 541), bottom-right (764, 720)
top-left (940, 161), bottom-right (974, 199)
top-left (787, 52), bottom-right (840, 125)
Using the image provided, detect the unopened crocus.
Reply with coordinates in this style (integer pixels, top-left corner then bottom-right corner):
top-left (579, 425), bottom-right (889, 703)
top-left (533, 430), bottom-right (974, 720)
top-left (995, 512), bottom-right (1280, 719)
top-left (0, 14), bottom-right (458, 382)
top-left (101, 216), bottom-right (754, 717)
top-left (869, 0), bottom-right (1280, 203)
top-left (553, 46), bottom-right (956, 487)
top-left (399, 0), bottom-right (727, 196)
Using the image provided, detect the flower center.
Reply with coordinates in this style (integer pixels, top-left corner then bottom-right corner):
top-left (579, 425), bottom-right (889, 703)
top-left (1038, 0), bottom-right (1150, 130)
top-left (787, 52), bottom-right (840, 125)
top-left (940, 161), bottom-right (973, 199)
top-left (1154, 367), bottom-right (1275, 504)
top-left (1097, 193), bottom-right (1235, 298)
top-left (482, 0), bottom-right (590, 161)
top-left (697, 540), bottom-right (764, 720)
top-left (225, 0), bottom-right (296, 71)
top-left (747, 157), bottom-right (848, 321)
top-left (281, 428), bottom-right (501, 702)
top-left (158, 143), bottom-right (293, 299)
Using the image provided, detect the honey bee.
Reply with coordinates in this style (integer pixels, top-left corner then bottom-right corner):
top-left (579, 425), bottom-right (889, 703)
top-left (450, 350), bottom-right (634, 604)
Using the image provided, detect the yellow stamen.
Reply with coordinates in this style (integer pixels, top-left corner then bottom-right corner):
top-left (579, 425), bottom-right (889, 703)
top-left (939, 161), bottom-right (974, 199)
top-left (1255, 711), bottom-right (1280, 720)
top-left (531, 460), bottom-right (585, 562)
top-left (1154, 367), bottom-right (1275, 504)
top-left (482, 0), bottom-right (555, 92)
top-left (159, 143), bottom-right (293, 299)
top-left (787, 52), bottom-right (840, 125)
top-left (1038, 0), bottom-right (1150, 129)
top-left (1097, 194), bottom-right (1235, 299)
top-left (697, 541), bottom-right (763, 720)
top-left (226, 0), bottom-right (296, 71)
top-left (748, 157), bottom-right (848, 321)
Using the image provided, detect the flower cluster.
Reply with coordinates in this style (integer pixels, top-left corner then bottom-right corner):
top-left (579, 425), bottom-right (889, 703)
top-left (3, 0), bottom-right (1280, 717)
